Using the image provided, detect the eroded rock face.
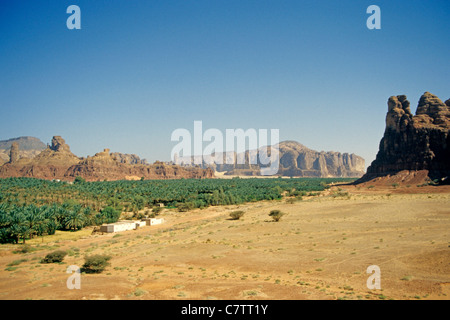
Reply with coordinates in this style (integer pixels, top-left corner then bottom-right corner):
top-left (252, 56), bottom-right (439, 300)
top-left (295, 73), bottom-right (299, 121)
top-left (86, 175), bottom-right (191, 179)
top-left (0, 136), bottom-right (213, 181)
top-left (9, 142), bottom-right (19, 164)
top-left (272, 142), bottom-right (365, 177)
top-left (64, 148), bottom-right (213, 181)
top-left (361, 92), bottom-right (450, 182)
top-left (0, 136), bottom-right (80, 179)
top-left (111, 152), bottom-right (148, 165)
top-left (188, 141), bottom-right (365, 177)
top-left (0, 136), bottom-right (46, 164)
top-left (50, 136), bottom-right (73, 153)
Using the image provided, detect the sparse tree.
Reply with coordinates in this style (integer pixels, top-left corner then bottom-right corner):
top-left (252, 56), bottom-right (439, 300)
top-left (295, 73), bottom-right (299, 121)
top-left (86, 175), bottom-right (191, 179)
top-left (269, 210), bottom-right (285, 222)
top-left (81, 254), bottom-right (111, 274)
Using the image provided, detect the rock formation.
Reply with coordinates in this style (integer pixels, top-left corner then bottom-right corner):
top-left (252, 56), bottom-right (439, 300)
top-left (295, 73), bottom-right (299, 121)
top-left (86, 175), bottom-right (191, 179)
top-left (179, 141), bottom-right (365, 178)
top-left (111, 152), bottom-right (148, 165)
top-left (358, 92), bottom-right (450, 183)
top-left (64, 148), bottom-right (212, 181)
top-left (0, 136), bottom-right (81, 180)
top-left (9, 142), bottom-right (19, 164)
top-left (0, 136), bottom-right (46, 165)
top-left (0, 136), bottom-right (214, 181)
top-left (274, 141), bottom-right (365, 177)
top-left (32, 136), bottom-right (81, 165)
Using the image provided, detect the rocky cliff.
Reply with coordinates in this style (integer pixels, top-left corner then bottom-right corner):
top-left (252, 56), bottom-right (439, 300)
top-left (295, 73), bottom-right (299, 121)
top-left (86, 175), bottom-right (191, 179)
top-left (274, 141), bottom-right (365, 177)
top-left (359, 92), bottom-right (450, 183)
top-left (0, 136), bottom-right (81, 180)
top-left (0, 136), bottom-right (214, 181)
top-left (179, 141), bottom-right (365, 177)
top-left (65, 148), bottom-right (213, 181)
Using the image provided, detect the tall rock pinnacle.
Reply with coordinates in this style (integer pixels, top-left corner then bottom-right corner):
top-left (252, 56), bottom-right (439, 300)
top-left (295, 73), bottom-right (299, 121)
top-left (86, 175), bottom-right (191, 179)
top-left (361, 92), bottom-right (450, 182)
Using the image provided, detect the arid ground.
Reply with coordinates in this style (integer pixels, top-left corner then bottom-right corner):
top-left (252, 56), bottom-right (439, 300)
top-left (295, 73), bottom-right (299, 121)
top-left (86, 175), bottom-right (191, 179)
top-left (0, 184), bottom-right (449, 300)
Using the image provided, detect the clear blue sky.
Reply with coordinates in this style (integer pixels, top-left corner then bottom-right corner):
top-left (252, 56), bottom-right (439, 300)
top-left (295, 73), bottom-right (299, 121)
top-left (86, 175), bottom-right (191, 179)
top-left (1, 0), bottom-right (449, 167)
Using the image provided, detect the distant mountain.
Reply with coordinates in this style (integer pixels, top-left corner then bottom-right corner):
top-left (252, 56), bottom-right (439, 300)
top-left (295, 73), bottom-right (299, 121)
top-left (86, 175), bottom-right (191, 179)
top-left (0, 136), bottom-right (46, 165)
top-left (178, 140), bottom-right (365, 178)
top-left (0, 136), bottom-right (46, 151)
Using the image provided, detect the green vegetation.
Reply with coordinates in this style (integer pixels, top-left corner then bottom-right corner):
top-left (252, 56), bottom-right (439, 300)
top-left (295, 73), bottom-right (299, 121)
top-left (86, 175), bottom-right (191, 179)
top-left (229, 210), bottom-right (245, 220)
top-left (81, 254), bottom-right (111, 273)
top-left (0, 177), bottom-right (354, 243)
top-left (41, 250), bottom-right (67, 263)
top-left (152, 206), bottom-right (164, 215)
top-left (269, 210), bottom-right (285, 222)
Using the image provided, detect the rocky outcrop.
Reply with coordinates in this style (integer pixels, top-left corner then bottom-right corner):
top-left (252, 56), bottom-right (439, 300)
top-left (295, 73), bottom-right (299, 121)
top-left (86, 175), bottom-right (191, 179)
top-left (32, 136), bottom-right (81, 166)
top-left (111, 152), bottom-right (148, 165)
top-left (0, 136), bottom-right (81, 180)
top-left (0, 136), bottom-right (46, 164)
top-left (0, 136), bottom-right (214, 181)
top-left (359, 92), bottom-right (450, 183)
top-left (179, 141), bottom-right (365, 177)
top-left (9, 142), bottom-right (19, 164)
top-left (65, 148), bottom-right (213, 181)
top-left (274, 141), bottom-right (365, 177)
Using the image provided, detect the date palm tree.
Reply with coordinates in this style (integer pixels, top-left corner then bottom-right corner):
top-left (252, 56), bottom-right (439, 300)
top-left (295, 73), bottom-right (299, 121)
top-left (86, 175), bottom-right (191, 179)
top-left (64, 206), bottom-right (85, 231)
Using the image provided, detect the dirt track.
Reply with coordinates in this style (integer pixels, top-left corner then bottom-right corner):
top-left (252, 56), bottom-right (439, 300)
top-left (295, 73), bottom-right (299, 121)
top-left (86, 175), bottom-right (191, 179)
top-left (0, 184), bottom-right (449, 300)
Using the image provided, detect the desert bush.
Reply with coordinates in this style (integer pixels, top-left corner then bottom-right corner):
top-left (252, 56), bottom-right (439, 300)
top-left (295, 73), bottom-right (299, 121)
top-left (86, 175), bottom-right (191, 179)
top-left (41, 250), bottom-right (67, 263)
top-left (133, 211), bottom-right (145, 220)
top-left (229, 210), bottom-right (245, 220)
top-left (152, 206), bottom-right (164, 215)
top-left (13, 244), bottom-right (35, 254)
top-left (176, 202), bottom-right (195, 212)
top-left (269, 210), bottom-right (285, 222)
top-left (286, 197), bottom-right (302, 204)
top-left (332, 191), bottom-right (349, 198)
top-left (81, 254), bottom-right (111, 273)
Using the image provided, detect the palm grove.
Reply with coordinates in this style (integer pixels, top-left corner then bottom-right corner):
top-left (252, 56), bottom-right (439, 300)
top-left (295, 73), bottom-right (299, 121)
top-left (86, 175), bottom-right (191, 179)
top-left (0, 177), bottom-right (353, 243)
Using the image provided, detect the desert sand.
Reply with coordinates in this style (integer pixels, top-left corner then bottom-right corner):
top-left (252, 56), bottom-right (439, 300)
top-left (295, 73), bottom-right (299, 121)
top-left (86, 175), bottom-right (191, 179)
top-left (0, 184), bottom-right (449, 300)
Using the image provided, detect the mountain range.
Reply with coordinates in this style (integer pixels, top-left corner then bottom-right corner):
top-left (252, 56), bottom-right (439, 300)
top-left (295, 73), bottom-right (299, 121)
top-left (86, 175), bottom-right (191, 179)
top-left (176, 140), bottom-right (365, 177)
top-left (0, 136), bottom-right (365, 180)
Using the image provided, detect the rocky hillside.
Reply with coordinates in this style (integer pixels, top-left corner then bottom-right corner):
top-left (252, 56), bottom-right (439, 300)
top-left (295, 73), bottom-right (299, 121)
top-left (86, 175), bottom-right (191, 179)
top-left (65, 148), bottom-right (212, 181)
top-left (275, 141), bottom-right (364, 178)
top-left (179, 140), bottom-right (365, 178)
top-left (0, 136), bottom-right (46, 165)
top-left (358, 92), bottom-right (450, 183)
top-left (0, 136), bottom-right (214, 181)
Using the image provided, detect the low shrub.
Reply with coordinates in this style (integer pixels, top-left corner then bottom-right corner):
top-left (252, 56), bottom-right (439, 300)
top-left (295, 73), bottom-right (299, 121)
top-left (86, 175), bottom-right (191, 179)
top-left (41, 250), bottom-right (67, 263)
top-left (269, 210), bottom-right (285, 222)
top-left (81, 254), bottom-right (111, 274)
top-left (229, 210), bottom-right (245, 220)
top-left (152, 206), bottom-right (164, 215)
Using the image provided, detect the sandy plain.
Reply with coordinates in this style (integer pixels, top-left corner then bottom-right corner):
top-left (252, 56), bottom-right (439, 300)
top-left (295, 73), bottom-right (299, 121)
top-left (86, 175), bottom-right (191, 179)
top-left (0, 183), bottom-right (449, 300)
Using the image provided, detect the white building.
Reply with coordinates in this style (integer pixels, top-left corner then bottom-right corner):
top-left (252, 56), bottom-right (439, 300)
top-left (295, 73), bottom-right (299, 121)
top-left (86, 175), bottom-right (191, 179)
top-left (99, 218), bottom-right (164, 233)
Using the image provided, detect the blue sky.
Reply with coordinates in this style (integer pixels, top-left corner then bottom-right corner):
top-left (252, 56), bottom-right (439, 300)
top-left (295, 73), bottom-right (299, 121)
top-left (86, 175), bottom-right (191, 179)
top-left (1, 0), bottom-right (449, 167)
